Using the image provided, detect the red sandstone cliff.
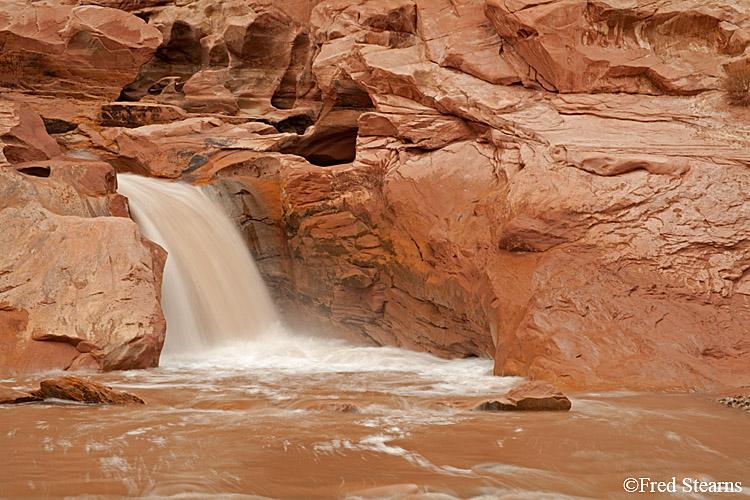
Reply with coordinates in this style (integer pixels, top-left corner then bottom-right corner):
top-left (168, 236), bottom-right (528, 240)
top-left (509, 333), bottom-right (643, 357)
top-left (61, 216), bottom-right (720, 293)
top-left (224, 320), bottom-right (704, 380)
top-left (1, 0), bottom-right (749, 390)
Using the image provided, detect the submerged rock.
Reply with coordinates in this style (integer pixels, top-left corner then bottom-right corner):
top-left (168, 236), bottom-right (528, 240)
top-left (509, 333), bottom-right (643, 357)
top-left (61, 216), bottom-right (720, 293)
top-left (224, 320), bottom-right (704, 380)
top-left (717, 395), bottom-right (750, 413)
top-left (474, 381), bottom-right (572, 412)
top-left (306, 401), bottom-right (362, 413)
top-left (345, 484), bottom-right (422, 499)
top-left (0, 385), bottom-right (41, 405)
top-left (30, 376), bottom-right (145, 405)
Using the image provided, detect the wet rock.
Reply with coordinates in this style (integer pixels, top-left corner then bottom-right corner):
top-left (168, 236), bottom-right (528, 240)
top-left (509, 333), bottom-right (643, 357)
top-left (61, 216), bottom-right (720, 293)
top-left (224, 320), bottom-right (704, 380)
top-left (717, 395), bottom-right (750, 413)
top-left (30, 376), bottom-right (145, 404)
top-left (474, 381), bottom-right (572, 412)
top-left (0, 109), bottom-right (167, 375)
top-left (306, 401), bottom-right (362, 413)
top-left (0, 385), bottom-right (41, 405)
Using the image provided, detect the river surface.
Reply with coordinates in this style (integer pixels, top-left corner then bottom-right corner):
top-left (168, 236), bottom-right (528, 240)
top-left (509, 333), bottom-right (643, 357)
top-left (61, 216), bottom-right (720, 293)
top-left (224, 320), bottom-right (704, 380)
top-left (2, 327), bottom-right (748, 500)
top-left (4, 174), bottom-right (745, 499)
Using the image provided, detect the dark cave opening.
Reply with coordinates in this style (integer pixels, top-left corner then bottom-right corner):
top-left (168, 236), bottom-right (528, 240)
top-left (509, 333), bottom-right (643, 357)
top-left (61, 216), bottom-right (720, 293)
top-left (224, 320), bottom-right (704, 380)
top-left (16, 166), bottom-right (51, 178)
top-left (280, 127), bottom-right (358, 167)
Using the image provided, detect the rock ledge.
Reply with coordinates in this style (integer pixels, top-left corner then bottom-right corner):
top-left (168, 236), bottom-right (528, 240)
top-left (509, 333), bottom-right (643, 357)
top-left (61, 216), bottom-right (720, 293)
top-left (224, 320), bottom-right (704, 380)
top-left (474, 381), bottom-right (572, 412)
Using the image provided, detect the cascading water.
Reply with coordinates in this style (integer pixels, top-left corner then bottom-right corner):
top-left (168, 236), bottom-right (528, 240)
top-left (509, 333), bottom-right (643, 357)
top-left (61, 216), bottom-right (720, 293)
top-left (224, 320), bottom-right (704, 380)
top-left (116, 173), bottom-right (278, 354)
top-left (5, 175), bottom-right (749, 500)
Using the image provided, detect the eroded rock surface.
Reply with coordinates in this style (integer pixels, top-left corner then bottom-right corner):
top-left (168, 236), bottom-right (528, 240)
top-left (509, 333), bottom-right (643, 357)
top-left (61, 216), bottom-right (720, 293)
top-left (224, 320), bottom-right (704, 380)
top-left (474, 381), bottom-right (572, 412)
top-left (31, 376), bottom-right (145, 404)
top-left (485, 0), bottom-right (750, 94)
top-left (0, 2), bottom-right (161, 98)
top-left (2, 0), bottom-right (750, 391)
top-left (0, 105), bottom-right (166, 375)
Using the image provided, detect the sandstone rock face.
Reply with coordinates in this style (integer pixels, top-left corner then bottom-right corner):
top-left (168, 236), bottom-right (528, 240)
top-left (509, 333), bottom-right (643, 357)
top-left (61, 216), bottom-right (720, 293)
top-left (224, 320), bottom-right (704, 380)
top-left (485, 0), bottom-right (750, 94)
top-left (0, 102), bottom-right (61, 166)
top-left (118, 0), bottom-right (320, 121)
top-left (31, 376), bottom-right (145, 404)
top-left (0, 104), bottom-right (167, 375)
top-left (0, 166), bottom-right (167, 374)
top-left (474, 381), bottom-right (572, 412)
top-left (3, 0), bottom-right (750, 391)
top-left (0, 3), bottom-right (161, 99)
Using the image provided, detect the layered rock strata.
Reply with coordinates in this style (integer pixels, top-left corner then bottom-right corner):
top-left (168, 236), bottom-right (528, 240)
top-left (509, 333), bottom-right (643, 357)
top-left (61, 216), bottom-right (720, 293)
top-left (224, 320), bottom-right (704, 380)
top-left (2, 0), bottom-right (750, 390)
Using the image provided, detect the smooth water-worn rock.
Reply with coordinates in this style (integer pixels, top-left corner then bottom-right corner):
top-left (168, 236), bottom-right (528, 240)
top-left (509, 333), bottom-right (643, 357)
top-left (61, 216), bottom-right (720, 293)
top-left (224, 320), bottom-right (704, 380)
top-left (31, 376), bottom-right (145, 404)
top-left (484, 0), bottom-right (750, 94)
top-left (474, 381), bottom-right (572, 412)
top-left (0, 106), bottom-right (167, 375)
top-left (0, 3), bottom-right (161, 98)
top-left (0, 101), bottom-right (61, 166)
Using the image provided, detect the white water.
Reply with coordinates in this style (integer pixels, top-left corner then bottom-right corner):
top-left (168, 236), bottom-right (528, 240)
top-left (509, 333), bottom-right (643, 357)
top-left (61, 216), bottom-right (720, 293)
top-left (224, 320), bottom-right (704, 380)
top-left (116, 173), bottom-right (278, 354)
top-left (115, 173), bottom-right (520, 395)
top-left (5, 174), bottom-right (749, 500)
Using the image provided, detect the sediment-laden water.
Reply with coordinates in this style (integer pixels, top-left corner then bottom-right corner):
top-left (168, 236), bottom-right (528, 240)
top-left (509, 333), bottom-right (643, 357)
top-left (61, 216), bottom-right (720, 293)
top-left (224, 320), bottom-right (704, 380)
top-left (2, 334), bottom-right (748, 499)
top-left (2, 175), bottom-right (747, 499)
top-left (115, 173), bottom-right (277, 354)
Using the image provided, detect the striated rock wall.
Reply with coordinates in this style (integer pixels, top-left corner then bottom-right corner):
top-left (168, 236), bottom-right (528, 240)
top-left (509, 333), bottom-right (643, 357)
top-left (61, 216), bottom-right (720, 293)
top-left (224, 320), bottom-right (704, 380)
top-left (2, 0), bottom-right (750, 390)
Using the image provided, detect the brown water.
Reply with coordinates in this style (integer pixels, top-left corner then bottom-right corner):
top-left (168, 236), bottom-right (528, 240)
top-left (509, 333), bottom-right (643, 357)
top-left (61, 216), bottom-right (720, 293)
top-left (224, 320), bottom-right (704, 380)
top-left (5, 175), bottom-right (745, 499)
top-left (115, 173), bottom-right (278, 354)
top-left (2, 331), bottom-right (748, 500)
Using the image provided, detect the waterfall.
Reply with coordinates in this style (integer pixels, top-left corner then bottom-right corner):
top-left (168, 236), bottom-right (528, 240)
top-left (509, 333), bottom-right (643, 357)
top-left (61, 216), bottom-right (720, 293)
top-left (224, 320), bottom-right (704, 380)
top-left (116, 173), bottom-right (278, 354)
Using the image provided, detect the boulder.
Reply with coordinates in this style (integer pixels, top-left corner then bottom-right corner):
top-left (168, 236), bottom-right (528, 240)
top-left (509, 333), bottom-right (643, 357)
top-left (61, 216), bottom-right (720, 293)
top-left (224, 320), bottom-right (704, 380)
top-left (0, 199), bottom-right (167, 374)
top-left (30, 376), bottom-right (145, 404)
top-left (0, 107), bottom-right (167, 376)
top-left (474, 381), bottom-right (572, 412)
top-left (0, 101), bottom-right (61, 166)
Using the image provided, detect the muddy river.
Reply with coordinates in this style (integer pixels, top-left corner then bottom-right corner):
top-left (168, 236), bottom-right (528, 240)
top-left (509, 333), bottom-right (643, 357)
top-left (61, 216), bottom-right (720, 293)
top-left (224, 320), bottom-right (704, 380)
top-left (2, 329), bottom-right (748, 500)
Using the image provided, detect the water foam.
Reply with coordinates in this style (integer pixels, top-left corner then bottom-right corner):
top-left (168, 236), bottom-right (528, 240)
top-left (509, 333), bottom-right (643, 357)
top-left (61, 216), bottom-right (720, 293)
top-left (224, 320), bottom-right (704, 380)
top-left (157, 325), bottom-right (520, 397)
top-left (117, 173), bottom-right (520, 397)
